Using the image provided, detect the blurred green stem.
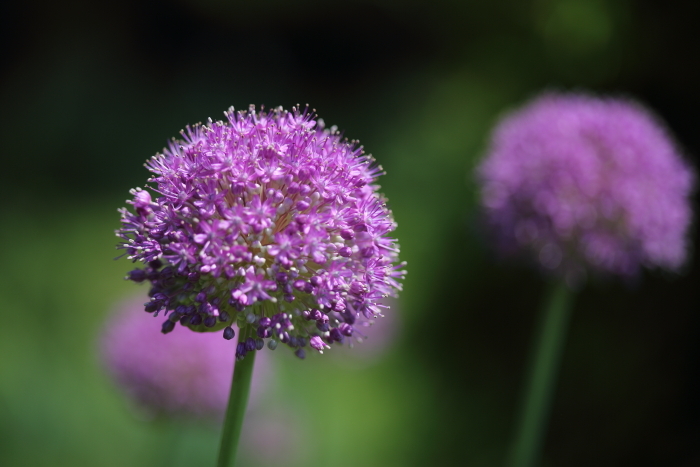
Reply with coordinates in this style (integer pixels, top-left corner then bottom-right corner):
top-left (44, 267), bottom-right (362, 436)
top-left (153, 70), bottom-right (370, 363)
top-left (506, 280), bottom-right (573, 467)
top-left (217, 349), bottom-right (256, 467)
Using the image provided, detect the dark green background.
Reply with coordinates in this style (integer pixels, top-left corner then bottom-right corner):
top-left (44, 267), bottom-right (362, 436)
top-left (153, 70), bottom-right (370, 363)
top-left (1, 1), bottom-right (698, 466)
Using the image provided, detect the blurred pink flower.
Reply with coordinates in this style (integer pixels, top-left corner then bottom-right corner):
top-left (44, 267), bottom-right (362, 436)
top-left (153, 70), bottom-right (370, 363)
top-left (101, 294), bottom-right (269, 420)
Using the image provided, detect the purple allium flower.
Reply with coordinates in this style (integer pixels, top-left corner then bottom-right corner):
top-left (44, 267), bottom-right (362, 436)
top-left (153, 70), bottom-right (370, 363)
top-left (116, 105), bottom-right (405, 358)
top-left (478, 92), bottom-right (694, 279)
top-left (101, 294), bottom-right (269, 420)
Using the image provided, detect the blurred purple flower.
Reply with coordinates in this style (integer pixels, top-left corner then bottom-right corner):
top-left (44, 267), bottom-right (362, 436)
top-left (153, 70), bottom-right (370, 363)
top-left (478, 92), bottom-right (694, 280)
top-left (116, 105), bottom-right (405, 359)
top-left (101, 294), bottom-right (268, 420)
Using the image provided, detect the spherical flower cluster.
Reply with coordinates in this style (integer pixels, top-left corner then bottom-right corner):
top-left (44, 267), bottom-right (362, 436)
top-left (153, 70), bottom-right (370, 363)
top-left (101, 295), bottom-right (266, 419)
top-left (117, 105), bottom-right (405, 359)
top-left (478, 92), bottom-right (694, 279)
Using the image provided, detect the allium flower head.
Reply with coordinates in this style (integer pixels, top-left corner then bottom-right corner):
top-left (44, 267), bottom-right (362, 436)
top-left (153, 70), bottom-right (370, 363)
top-left (101, 295), bottom-right (266, 419)
top-left (117, 105), bottom-right (405, 359)
top-left (478, 92), bottom-right (694, 279)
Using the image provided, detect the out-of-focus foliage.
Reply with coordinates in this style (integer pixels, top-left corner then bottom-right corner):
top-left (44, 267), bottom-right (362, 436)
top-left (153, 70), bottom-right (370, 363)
top-left (0, 1), bottom-right (698, 466)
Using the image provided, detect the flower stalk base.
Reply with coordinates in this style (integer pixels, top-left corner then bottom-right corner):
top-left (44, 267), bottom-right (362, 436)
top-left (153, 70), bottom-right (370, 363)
top-left (506, 281), bottom-right (573, 467)
top-left (217, 349), bottom-right (257, 467)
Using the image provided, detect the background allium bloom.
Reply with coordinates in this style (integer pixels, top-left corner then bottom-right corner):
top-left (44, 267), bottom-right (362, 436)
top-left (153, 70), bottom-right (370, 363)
top-left (478, 92), bottom-right (694, 278)
top-left (101, 295), bottom-right (267, 419)
top-left (117, 106), bottom-right (405, 359)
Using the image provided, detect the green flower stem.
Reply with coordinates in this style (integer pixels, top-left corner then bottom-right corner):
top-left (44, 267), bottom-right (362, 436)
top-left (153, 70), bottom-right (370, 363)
top-left (507, 280), bottom-right (573, 467)
top-left (217, 348), bottom-right (257, 467)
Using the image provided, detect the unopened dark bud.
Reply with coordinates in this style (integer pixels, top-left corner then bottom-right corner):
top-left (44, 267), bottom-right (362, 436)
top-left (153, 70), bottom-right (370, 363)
top-left (236, 343), bottom-right (247, 359)
top-left (204, 316), bottom-right (217, 328)
top-left (161, 320), bottom-right (175, 334)
top-left (245, 338), bottom-right (256, 352)
top-left (127, 269), bottom-right (147, 282)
